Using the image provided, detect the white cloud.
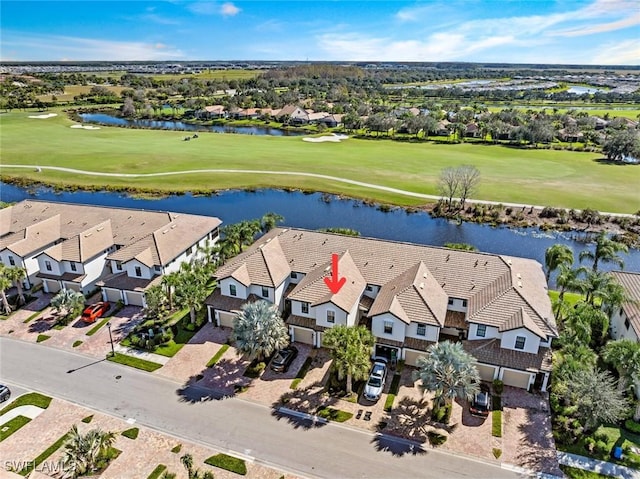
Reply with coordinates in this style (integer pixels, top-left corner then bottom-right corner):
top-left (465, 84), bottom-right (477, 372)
top-left (1, 33), bottom-right (185, 61)
top-left (187, 2), bottom-right (219, 15)
top-left (550, 12), bottom-right (640, 37)
top-left (591, 39), bottom-right (640, 65)
top-left (220, 2), bottom-right (240, 16)
top-left (255, 19), bottom-right (284, 33)
top-left (140, 13), bottom-right (181, 25)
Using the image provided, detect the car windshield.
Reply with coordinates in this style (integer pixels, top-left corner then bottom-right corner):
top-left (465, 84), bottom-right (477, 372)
top-left (368, 377), bottom-right (382, 387)
top-left (274, 353), bottom-right (286, 363)
top-left (475, 393), bottom-right (489, 407)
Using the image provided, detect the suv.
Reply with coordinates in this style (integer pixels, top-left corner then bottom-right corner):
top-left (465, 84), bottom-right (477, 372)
top-left (363, 360), bottom-right (388, 401)
top-left (0, 384), bottom-right (11, 403)
top-left (270, 345), bottom-right (298, 373)
top-left (81, 302), bottom-right (110, 323)
top-left (469, 384), bottom-right (492, 418)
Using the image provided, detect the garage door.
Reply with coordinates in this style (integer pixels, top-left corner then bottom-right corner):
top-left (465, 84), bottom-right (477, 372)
top-left (125, 291), bottom-right (145, 307)
top-left (218, 311), bottom-right (237, 328)
top-left (104, 289), bottom-right (122, 303)
top-left (293, 327), bottom-right (314, 345)
top-left (64, 283), bottom-right (81, 292)
top-left (404, 349), bottom-right (427, 367)
top-left (477, 364), bottom-right (497, 382)
top-left (44, 279), bottom-right (60, 293)
top-left (502, 369), bottom-right (531, 389)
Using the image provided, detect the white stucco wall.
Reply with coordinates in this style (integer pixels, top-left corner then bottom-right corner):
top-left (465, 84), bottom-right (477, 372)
top-left (468, 323), bottom-right (500, 340)
top-left (289, 272), bottom-right (305, 285)
top-left (346, 298), bottom-right (360, 327)
top-left (500, 328), bottom-right (541, 354)
top-left (291, 300), bottom-right (313, 318)
top-left (219, 278), bottom-right (248, 299)
top-left (447, 298), bottom-right (468, 313)
top-left (364, 284), bottom-right (380, 299)
top-left (79, 251), bottom-right (110, 289)
top-left (371, 313), bottom-right (407, 342)
top-left (610, 309), bottom-right (639, 342)
top-left (37, 254), bottom-right (62, 276)
top-left (315, 302), bottom-right (347, 328)
top-left (405, 322), bottom-right (439, 341)
top-left (249, 284), bottom-right (273, 302)
top-left (125, 259), bottom-right (153, 280)
top-left (274, 280), bottom-right (287, 310)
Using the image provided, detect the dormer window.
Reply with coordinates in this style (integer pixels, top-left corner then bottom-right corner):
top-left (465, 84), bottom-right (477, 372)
top-left (476, 324), bottom-right (486, 337)
top-left (515, 336), bottom-right (526, 350)
top-left (135, 266), bottom-right (142, 277)
top-left (261, 286), bottom-right (269, 298)
top-left (45, 260), bottom-right (52, 271)
top-left (229, 284), bottom-right (237, 296)
top-left (290, 272), bottom-right (298, 279)
top-left (366, 285), bottom-right (373, 292)
top-left (115, 261), bottom-right (122, 271)
top-left (70, 262), bottom-right (77, 272)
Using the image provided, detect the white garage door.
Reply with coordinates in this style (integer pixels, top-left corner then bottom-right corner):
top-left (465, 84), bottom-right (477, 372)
top-left (104, 289), bottom-right (122, 303)
top-left (125, 291), bottom-right (145, 307)
top-left (502, 369), bottom-right (531, 389)
top-left (477, 364), bottom-right (497, 382)
top-left (293, 327), bottom-right (314, 345)
top-left (404, 349), bottom-right (427, 367)
top-left (64, 283), bottom-right (81, 292)
top-left (218, 311), bottom-right (237, 328)
top-left (44, 279), bottom-right (60, 293)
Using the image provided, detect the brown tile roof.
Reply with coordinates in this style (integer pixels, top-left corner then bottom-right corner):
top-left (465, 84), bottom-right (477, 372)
top-left (404, 337), bottom-right (436, 352)
top-left (212, 228), bottom-right (556, 337)
top-left (463, 339), bottom-right (552, 372)
top-left (217, 235), bottom-right (289, 287)
top-left (288, 250), bottom-right (366, 312)
top-left (499, 307), bottom-right (546, 339)
top-left (376, 337), bottom-right (405, 348)
top-left (444, 310), bottom-right (467, 329)
top-left (287, 314), bottom-right (327, 332)
top-left (97, 272), bottom-right (162, 292)
top-left (610, 271), bottom-right (640, 337)
top-left (359, 294), bottom-right (374, 310)
top-left (1, 214), bottom-right (61, 256)
top-left (37, 271), bottom-right (86, 283)
top-left (204, 288), bottom-right (260, 311)
top-left (41, 220), bottom-right (114, 263)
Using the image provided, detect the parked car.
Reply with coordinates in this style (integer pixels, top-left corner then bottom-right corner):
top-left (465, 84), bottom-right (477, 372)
top-left (0, 384), bottom-right (10, 403)
top-left (81, 301), bottom-right (110, 323)
top-left (469, 384), bottom-right (492, 418)
top-left (270, 345), bottom-right (298, 373)
top-left (363, 360), bottom-right (388, 401)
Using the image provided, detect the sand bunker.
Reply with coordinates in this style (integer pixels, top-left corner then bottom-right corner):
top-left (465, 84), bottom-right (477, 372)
top-left (28, 113), bottom-right (58, 119)
top-left (70, 125), bottom-right (101, 130)
top-left (302, 134), bottom-right (349, 143)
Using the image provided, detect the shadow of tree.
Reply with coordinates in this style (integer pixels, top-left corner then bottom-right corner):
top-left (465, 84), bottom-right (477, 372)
top-left (175, 383), bottom-right (230, 403)
top-left (370, 433), bottom-right (428, 457)
top-left (514, 408), bottom-right (563, 476)
top-left (270, 381), bottom-right (338, 430)
top-left (28, 315), bottom-right (55, 333)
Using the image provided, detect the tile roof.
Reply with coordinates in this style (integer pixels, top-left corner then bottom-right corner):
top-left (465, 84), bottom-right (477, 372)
top-left (204, 288), bottom-right (260, 311)
top-left (499, 307), bottom-right (546, 339)
top-left (463, 339), bottom-right (553, 372)
top-left (610, 271), bottom-right (640, 337)
top-left (214, 228), bottom-right (556, 337)
top-left (97, 272), bottom-right (162, 292)
top-left (287, 314), bottom-right (327, 332)
top-left (1, 200), bottom-right (220, 267)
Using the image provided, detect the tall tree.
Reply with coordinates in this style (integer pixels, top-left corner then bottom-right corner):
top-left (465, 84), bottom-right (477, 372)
top-left (579, 231), bottom-right (628, 272)
top-left (413, 341), bottom-right (480, 407)
top-left (260, 212), bottom-right (284, 233)
top-left (553, 264), bottom-right (586, 320)
top-left (457, 165), bottom-right (481, 211)
top-left (231, 300), bottom-right (290, 361)
top-left (603, 339), bottom-right (640, 393)
top-left (437, 167), bottom-right (460, 211)
top-left (175, 262), bottom-right (211, 324)
top-left (544, 244), bottom-right (574, 283)
top-left (0, 266), bottom-right (13, 315)
top-left (323, 325), bottom-right (374, 395)
top-left (161, 271), bottom-right (181, 311)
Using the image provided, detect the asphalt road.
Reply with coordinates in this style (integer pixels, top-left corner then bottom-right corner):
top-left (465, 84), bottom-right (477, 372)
top-left (0, 337), bottom-right (522, 479)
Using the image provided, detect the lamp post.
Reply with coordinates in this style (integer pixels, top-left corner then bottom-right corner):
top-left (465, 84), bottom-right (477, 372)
top-left (106, 322), bottom-right (115, 358)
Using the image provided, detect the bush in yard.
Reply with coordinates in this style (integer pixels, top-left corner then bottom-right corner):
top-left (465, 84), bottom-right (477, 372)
top-left (492, 379), bottom-right (504, 396)
top-left (427, 431), bottom-right (447, 446)
top-left (625, 419), bottom-right (640, 434)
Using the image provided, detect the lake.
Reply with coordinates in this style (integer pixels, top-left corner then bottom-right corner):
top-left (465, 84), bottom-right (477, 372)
top-left (78, 113), bottom-right (306, 136)
top-left (2, 183), bottom-right (638, 279)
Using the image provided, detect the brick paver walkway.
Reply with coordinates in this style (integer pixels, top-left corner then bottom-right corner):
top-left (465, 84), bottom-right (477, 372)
top-left (76, 306), bottom-right (144, 358)
top-left (0, 294), bottom-right (53, 339)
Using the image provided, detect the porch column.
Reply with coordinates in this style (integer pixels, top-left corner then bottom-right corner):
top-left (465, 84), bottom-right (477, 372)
top-left (541, 372), bottom-right (550, 392)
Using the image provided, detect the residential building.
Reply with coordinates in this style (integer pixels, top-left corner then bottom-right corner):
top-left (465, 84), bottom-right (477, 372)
top-left (0, 200), bottom-right (221, 306)
top-left (206, 228), bottom-right (557, 391)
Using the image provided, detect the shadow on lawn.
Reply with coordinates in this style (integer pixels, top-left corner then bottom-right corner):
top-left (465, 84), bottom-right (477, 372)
top-left (371, 434), bottom-right (427, 457)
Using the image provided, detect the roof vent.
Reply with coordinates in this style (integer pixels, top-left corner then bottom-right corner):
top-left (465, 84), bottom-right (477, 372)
top-left (507, 259), bottom-right (512, 265)
top-left (446, 254), bottom-right (450, 262)
top-left (419, 282), bottom-right (424, 289)
top-left (162, 229), bottom-right (169, 234)
top-left (517, 273), bottom-right (522, 279)
top-left (423, 273), bottom-right (428, 279)
top-left (517, 281), bottom-right (523, 288)
top-left (171, 224), bottom-right (177, 229)
top-left (97, 227), bottom-right (104, 232)
top-left (474, 260), bottom-right (478, 267)
top-left (84, 232), bottom-right (93, 237)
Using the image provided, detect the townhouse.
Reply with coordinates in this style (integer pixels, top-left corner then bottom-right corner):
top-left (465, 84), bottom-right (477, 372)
top-left (0, 200), bottom-right (221, 306)
top-left (206, 228), bottom-right (558, 392)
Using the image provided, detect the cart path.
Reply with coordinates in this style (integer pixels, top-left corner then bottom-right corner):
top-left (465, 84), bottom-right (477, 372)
top-left (2, 164), bottom-right (634, 217)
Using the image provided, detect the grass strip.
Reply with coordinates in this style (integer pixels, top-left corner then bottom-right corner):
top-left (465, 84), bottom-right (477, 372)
top-left (492, 410), bottom-right (502, 438)
top-left (107, 352), bottom-right (163, 372)
top-left (0, 392), bottom-right (52, 415)
top-left (205, 453), bottom-right (247, 476)
top-left (147, 464), bottom-right (167, 479)
top-left (316, 406), bottom-right (353, 423)
top-left (121, 427), bottom-right (139, 439)
top-left (72, 340), bottom-right (83, 348)
top-left (384, 373), bottom-right (402, 412)
top-left (36, 334), bottom-right (51, 343)
top-left (171, 444), bottom-right (182, 453)
top-left (290, 356), bottom-right (314, 389)
top-left (86, 317), bottom-right (110, 336)
top-left (22, 310), bottom-right (43, 324)
top-left (559, 465), bottom-right (611, 479)
top-left (0, 415), bottom-right (31, 442)
top-left (18, 432), bottom-right (69, 476)
top-left (81, 415), bottom-right (93, 423)
top-left (207, 344), bottom-right (229, 367)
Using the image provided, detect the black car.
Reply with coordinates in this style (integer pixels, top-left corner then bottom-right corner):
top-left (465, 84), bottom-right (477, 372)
top-left (270, 345), bottom-right (299, 373)
top-left (469, 384), bottom-right (491, 418)
top-left (0, 384), bottom-right (11, 403)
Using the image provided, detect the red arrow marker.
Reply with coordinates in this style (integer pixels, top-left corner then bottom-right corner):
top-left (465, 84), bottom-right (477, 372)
top-left (324, 253), bottom-right (347, 294)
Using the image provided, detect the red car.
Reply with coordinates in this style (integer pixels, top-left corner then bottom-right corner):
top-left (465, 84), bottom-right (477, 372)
top-left (81, 302), bottom-right (110, 323)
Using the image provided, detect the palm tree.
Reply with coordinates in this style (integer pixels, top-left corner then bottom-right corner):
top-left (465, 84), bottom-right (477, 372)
top-left (50, 289), bottom-right (85, 317)
top-left (180, 453), bottom-right (194, 478)
top-left (175, 262), bottom-right (210, 324)
top-left (600, 278), bottom-right (633, 319)
top-left (2, 266), bottom-right (27, 306)
top-left (579, 231), bottom-right (628, 272)
top-left (60, 425), bottom-right (116, 478)
top-left (603, 339), bottom-right (640, 393)
top-left (581, 270), bottom-right (613, 306)
top-left (544, 244), bottom-right (574, 283)
top-left (554, 264), bottom-right (586, 319)
top-left (260, 212), bottom-right (284, 233)
top-left (413, 341), bottom-right (480, 407)
top-left (0, 267), bottom-right (12, 315)
top-left (161, 271), bottom-right (181, 311)
top-left (231, 300), bottom-right (290, 362)
top-left (323, 325), bottom-right (374, 395)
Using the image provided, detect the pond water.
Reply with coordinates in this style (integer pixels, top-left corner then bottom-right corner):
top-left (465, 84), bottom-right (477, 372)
top-left (78, 113), bottom-right (306, 136)
top-left (567, 86), bottom-right (604, 94)
top-left (2, 182), bottom-right (638, 278)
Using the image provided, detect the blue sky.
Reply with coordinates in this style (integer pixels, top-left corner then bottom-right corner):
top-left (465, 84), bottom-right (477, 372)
top-left (1, 0), bottom-right (638, 64)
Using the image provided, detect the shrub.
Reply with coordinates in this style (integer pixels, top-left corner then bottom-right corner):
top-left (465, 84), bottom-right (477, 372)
top-left (624, 419), bottom-right (640, 434)
top-left (584, 436), bottom-right (596, 453)
top-left (540, 206), bottom-right (560, 218)
top-left (72, 340), bottom-right (83, 348)
top-left (492, 379), bottom-right (504, 396)
top-left (492, 448), bottom-right (502, 459)
top-left (432, 404), bottom-right (452, 424)
top-left (205, 453), bottom-right (247, 475)
top-left (316, 406), bottom-right (353, 422)
top-left (243, 361), bottom-right (266, 379)
top-left (427, 431), bottom-right (447, 446)
top-left (171, 444), bottom-right (182, 454)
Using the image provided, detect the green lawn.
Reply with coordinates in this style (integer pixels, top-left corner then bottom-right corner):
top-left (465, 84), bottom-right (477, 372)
top-left (204, 453), bottom-right (247, 475)
top-left (549, 290), bottom-right (584, 308)
top-left (85, 317), bottom-right (110, 336)
top-left (153, 324), bottom-right (196, 358)
top-left (559, 424), bottom-right (640, 470)
top-left (18, 432), bottom-right (69, 476)
top-left (316, 406), bottom-right (353, 422)
top-left (106, 352), bottom-right (163, 372)
top-left (559, 465), bottom-right (611, 479)
top-left (0, 415), bottom-right (31, 442)
top-left (0, 392), bottom-right (52, 415)
top-left (206, 344), bottom-right (229, 367)
top-left (2, 111), bottom-right (639, 213)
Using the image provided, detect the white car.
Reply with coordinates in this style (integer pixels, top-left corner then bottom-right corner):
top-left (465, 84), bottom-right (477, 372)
top-left (363, 360), bottom-right (388, 401)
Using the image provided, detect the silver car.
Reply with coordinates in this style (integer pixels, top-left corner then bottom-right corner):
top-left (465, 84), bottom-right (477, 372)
top-left (363, 360), bottom-right (388, 401)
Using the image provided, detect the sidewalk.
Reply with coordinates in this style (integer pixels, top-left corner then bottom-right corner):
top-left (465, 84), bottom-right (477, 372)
top-left (558, 451), bottom-right (640, 479)
top-left (114, 344), bottom-right (170, 365)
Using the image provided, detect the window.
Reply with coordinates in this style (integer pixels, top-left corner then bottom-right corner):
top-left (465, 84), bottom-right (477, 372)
top-left (625, 317), bottom-right (631, 330)
top-left (366, 285), bottom-right (373, 292)
top-left (186, 246), bottom-right (193, 255)
top-left (229, 284), bottom-right (237, 296)
top-left (416, 324), bottom-right (426, 336)
top-left (115, 261), bottom-right (122, 271)
top-left (462, 299), bottom-right (468, 307)
top-left (476, 324), bottom-right (487, 337)
top-left (301, 302), bottom-right (309, 314)
top-left (290, 272), bottom-right (298, 279)
top-left (261, 286), bottom-right (269, 298)
top-left (155, 266), bottom-right (161, 273)
top-left (45, 260), bottom-right (52, 271)
top-left (8, 256), bottom-right (15, 266)
top-left (448, 298), bottom-right (454, 306)
top-left (70, 262), bottom-right (77, 272)
top-left (135, 266), bottom-right (142, 277)
top-left (515, 336), bottom-right (526, 350)
top-left (384, 320), bottom-right (393, 334)
top-left (327, 310), bottom-right (335, 323)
